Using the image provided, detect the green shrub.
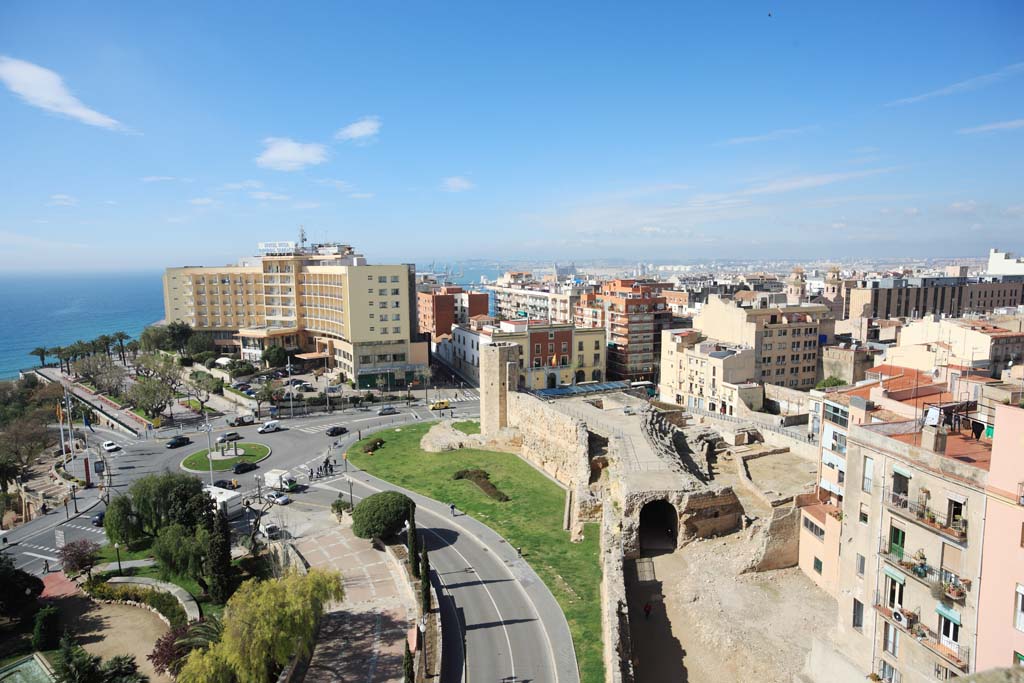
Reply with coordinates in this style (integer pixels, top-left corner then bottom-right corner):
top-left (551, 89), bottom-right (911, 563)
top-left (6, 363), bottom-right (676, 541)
top-left (204, 357), bottom-right (218, 369)
top-left (179, 356), bottom-right (194, 367)
top-left (351, 491), bottom-right (412, 539)
top-left (363, 438), bottom-right (385, 454)
top-left (83, 578), bottom-right (188, 627)
top-left (453, 469), bottom-right (510, 502)
top-left (32, 605), bottom-right (60, 650)
top-left (331, 497), bottom-right (352, 517)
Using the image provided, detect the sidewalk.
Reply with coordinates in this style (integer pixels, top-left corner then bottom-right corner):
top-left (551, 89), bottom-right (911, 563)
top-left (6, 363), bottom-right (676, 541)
top-left (297, 518), bottom-right (416, 683)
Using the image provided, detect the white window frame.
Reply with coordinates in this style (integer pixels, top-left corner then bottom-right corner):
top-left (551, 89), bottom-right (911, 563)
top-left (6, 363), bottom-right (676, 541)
top-left (1016, 584), bottom-right (1024, 632)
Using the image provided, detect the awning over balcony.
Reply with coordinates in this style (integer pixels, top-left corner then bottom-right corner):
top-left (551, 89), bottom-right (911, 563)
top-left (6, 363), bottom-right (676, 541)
top-left (295, 351), bottom-right (329, 360)
top-left (936, 603), bottom-right (961, 626)
top-left (892, 464), bottom-right (913, 478)
top-left (883, 566), bottom-right (906, 585)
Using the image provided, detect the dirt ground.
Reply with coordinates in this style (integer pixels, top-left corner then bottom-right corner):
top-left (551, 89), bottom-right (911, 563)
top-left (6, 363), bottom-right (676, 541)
top-left (626, 528), bottom-right (836, 683)
top-left (54, 595), bottom-right (172, 682)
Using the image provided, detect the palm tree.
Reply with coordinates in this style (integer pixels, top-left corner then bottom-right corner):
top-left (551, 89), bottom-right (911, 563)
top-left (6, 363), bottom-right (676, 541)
top-left (96, 335), bottom-right (114, 358)
top-left (51, 346), bottom-right (66, 373)
top-left (113, 331), bottom-right (130, 365)
top-left (30, 347), bottom-right (48, 367)
top-left (126, 340), bottom-right (140, 361)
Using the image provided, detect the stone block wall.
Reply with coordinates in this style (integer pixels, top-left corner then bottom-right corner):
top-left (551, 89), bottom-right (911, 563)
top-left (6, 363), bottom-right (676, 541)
top-left (600, 502), bottom-right (635, 683)
top-left (743, 505), bottom-right (801, 572)
top-left (678, 488), bottom-right (745, 540)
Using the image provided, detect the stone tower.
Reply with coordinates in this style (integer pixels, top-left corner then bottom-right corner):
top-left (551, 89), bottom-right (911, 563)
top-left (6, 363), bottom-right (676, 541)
top-left (784, 267), bottom-right (806, 306)
top-left (821, 266), bottom-right (845, 319)
top-left (480, 342), bottom-right (521, 437)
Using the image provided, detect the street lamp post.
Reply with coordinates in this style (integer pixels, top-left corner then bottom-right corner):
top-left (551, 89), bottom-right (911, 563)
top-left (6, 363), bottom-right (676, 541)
top-left (419, 616), bottom-right (427, 671)
top-left (114, 542), bottom-right (123, 575)
top-left (200, 419), bottom-right (214, 486)
top-left (288, 357), bottom-right (295, 419)
top-left (71, 485), bottom-right (78, 514)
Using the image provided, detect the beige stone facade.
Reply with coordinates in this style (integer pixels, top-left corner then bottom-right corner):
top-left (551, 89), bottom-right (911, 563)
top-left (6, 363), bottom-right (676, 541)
top-left (692, 295), bottom-right (835, 390)
top-left (658, 328), bottom-right (760, 416)
top-left (163, 243), bottom-right (427, 388)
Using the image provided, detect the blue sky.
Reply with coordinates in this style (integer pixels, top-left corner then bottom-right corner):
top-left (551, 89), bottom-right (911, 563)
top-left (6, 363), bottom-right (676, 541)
top-left (1, 2), bottom-right (1022, 271)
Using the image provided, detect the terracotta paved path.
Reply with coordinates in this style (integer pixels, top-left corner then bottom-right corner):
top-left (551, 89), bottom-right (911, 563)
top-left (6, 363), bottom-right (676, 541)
top-left (296, 519), bottom-right (416, 683)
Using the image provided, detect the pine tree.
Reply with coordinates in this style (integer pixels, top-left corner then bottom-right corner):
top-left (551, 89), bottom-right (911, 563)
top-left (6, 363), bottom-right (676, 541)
top-left (420, 545), bottom-right (431, 614)
top-left (403, 641), bottom-right (414, 683)
top-left (207, 510), bottom-right (233, 604)
top-left (408, 504), bottom-right (420, 579)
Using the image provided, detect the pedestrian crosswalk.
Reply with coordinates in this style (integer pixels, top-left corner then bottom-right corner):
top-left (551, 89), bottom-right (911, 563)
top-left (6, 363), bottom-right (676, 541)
top-left (22, 542), bottom-right (59, 554)
top-left (63, 523), bottom-right (107, 535)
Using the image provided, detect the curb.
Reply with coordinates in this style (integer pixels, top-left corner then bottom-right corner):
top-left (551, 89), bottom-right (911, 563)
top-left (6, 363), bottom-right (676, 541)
top-left (179, 443), bottom-right (273, 474)
top-left (345, 454), bottom-right (578, 683)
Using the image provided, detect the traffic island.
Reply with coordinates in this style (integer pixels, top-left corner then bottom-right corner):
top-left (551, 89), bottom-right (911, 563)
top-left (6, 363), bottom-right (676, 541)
top-left (180, 442), bottom-right (272, 473)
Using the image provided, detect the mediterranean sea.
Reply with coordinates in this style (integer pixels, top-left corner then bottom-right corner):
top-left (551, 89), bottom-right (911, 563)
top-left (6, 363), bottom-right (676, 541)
top-left (0, 272), bottom-right (165, 380)
top-left (0, 263), bottom-right (508, 381)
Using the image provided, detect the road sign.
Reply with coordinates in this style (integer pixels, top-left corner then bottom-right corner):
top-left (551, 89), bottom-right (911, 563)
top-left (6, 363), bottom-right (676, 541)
top-left (94, 460), bottom-right (105, 474)
top-left (55, 529), bottom-right (66, 549)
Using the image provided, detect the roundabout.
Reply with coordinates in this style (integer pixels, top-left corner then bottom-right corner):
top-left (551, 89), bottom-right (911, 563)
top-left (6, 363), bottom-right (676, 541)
top-left (180, 442), bottom-right (272, 472)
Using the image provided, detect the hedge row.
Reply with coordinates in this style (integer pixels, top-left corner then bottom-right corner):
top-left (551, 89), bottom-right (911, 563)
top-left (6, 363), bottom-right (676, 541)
top-left (453, 469), bottom-right (510, 502)
top-left (83, 578), bottom-right (188, 627)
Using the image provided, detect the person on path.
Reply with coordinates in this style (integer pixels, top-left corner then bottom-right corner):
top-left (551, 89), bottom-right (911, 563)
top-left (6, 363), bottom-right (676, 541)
top-left (449, 503), bottom-right (456, 517)
top-left (643, 602), bottom-right (652, 620)
top-left (517, 547), bottom-right (522, 557)
top-left (43, 560), bottom-right (49, 574)
top-left (309, 468), bottom-right (314, 479)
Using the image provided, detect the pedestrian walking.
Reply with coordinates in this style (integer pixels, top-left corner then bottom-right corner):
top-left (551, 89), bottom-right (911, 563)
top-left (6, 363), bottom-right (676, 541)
top-left (449, 502), bottom-right (456, 517)
top-left (309, 468), bottom-right (314, 479)
top-left (43, 560), bottom-right (49, 574)
top-left (643, 602), bottom-right (652, 620)
top-left (516, 546), bottom-right (522, 557)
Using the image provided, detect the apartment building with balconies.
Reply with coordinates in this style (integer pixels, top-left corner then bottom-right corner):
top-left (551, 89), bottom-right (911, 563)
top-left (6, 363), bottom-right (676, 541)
top-left (692, 294), bottom-right (835, 390)
top-left (658, 329), bottom-right (761, 416)
top-left (574, 279), bottom-right (672, 383)
top-left (831, 408), bottom-right (1013, 681)
top-left (487, 278), bottom-right (588, 324)
top-left (436, 318), bottom-right (606, 390)
top-left (416, 286), bottom-right (488, 339)
top-left (163, 241), bottom-right (427, 388)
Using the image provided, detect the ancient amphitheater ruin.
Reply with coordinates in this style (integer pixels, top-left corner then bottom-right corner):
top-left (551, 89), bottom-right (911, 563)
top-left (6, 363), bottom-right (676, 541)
top-left (477, 341), bottom-right (821, 682)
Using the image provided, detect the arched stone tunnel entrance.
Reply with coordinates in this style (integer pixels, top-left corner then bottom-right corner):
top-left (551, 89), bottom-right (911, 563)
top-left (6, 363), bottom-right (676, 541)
top-left (638, 499), bottom-right (678, 553)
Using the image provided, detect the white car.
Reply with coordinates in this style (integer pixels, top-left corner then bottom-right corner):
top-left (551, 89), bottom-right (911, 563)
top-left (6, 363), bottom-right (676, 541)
top-left (267, 491), bottom-right (291, 505)
top-left (101, 441), bottom-right (120, 452)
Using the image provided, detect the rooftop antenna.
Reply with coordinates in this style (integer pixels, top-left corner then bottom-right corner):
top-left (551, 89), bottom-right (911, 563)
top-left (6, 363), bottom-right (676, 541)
top-left (298, 225), bottom-right (307, 250)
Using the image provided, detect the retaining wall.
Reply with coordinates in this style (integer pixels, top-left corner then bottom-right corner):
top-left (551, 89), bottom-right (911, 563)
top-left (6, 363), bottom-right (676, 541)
top-left (600, 502), bottom-right (635, 683)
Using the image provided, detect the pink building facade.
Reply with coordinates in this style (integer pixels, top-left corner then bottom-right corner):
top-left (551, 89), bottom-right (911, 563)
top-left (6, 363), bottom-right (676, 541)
top-left (976, 402), bottom-right (1024, 669)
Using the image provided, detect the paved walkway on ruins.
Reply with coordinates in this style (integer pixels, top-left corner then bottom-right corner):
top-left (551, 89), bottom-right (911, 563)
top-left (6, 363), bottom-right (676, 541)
top-left (296, 519), bottom-right (416, 683)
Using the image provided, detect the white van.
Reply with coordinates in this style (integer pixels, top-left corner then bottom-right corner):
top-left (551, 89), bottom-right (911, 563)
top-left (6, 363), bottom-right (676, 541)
top-left (257, 420), bottom-right (281, 434)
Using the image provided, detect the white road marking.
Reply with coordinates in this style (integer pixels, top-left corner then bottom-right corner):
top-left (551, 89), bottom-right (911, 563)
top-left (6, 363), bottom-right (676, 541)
top-left (22, 551), bottom-right (58, 561)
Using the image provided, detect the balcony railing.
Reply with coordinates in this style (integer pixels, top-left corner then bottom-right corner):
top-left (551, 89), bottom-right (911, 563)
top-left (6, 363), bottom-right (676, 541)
top-left (873, 594), bottom-right (970, 672)
top-left (881, 486), bottom-right (968, 543)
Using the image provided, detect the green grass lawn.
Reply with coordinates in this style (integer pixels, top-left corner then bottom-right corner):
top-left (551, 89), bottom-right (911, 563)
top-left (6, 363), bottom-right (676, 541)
top-left (347, 423), bottom-right (602, 683)
top-left (181, 399), bottom-right (217, 414)
top-left (181, 442), bottom-right (270, 472)
top-left (451, 420), bottom-right (480, 435)
top-left (96, 539), bottom-right (154, 565)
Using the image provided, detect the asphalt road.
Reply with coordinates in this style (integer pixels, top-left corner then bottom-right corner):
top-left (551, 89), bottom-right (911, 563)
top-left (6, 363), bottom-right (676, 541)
top-left (2, 394), bottom-right (579, 683)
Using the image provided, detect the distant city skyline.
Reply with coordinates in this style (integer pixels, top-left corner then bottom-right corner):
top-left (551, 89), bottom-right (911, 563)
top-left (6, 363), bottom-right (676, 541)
top-left (1, 2), bottom-right (1022, 271)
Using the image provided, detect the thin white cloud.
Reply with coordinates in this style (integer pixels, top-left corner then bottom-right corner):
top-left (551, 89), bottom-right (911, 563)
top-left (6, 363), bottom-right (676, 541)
top-left (292, 201), bottom-right (321, 210)
top-left (104, 200), bottom-right (117, 205)
top-left (949, 200), bottom-right (977, 214)
top-left (0, 56), bottom-right (126, 131)
top-left (743, 168), bottom-right (892, 196)
top-left (221, 180), bottom-right (263, 190)
top-left (255, 137), bottom-right (327, 171)
top-left (957, 118), bottom-right (1024, 135)
top-left (335, 116), bottom-right (381, 142)
top-left (249, 191), bottom-right (290, 201)
top-left (720, 125), bottom-right (817, 146)
top-left (349, 192), bottom-right (374, 199)
top-left (188, 197), bottom-right (217, 206)
top-left (886, 62), bottom-right (1024, 106)
top-left (904, 207), bottom-right (920, 216)
top-left (141, 176), bottom-right (177, 183)
top-left (315, 179), bottom-right (352, 191)
top-left (0, 229), bottom-right (87, 250)
top-left (49, 193), bottom-right (77, 206)
top-left (442, 176), bottom-right (474, 192)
